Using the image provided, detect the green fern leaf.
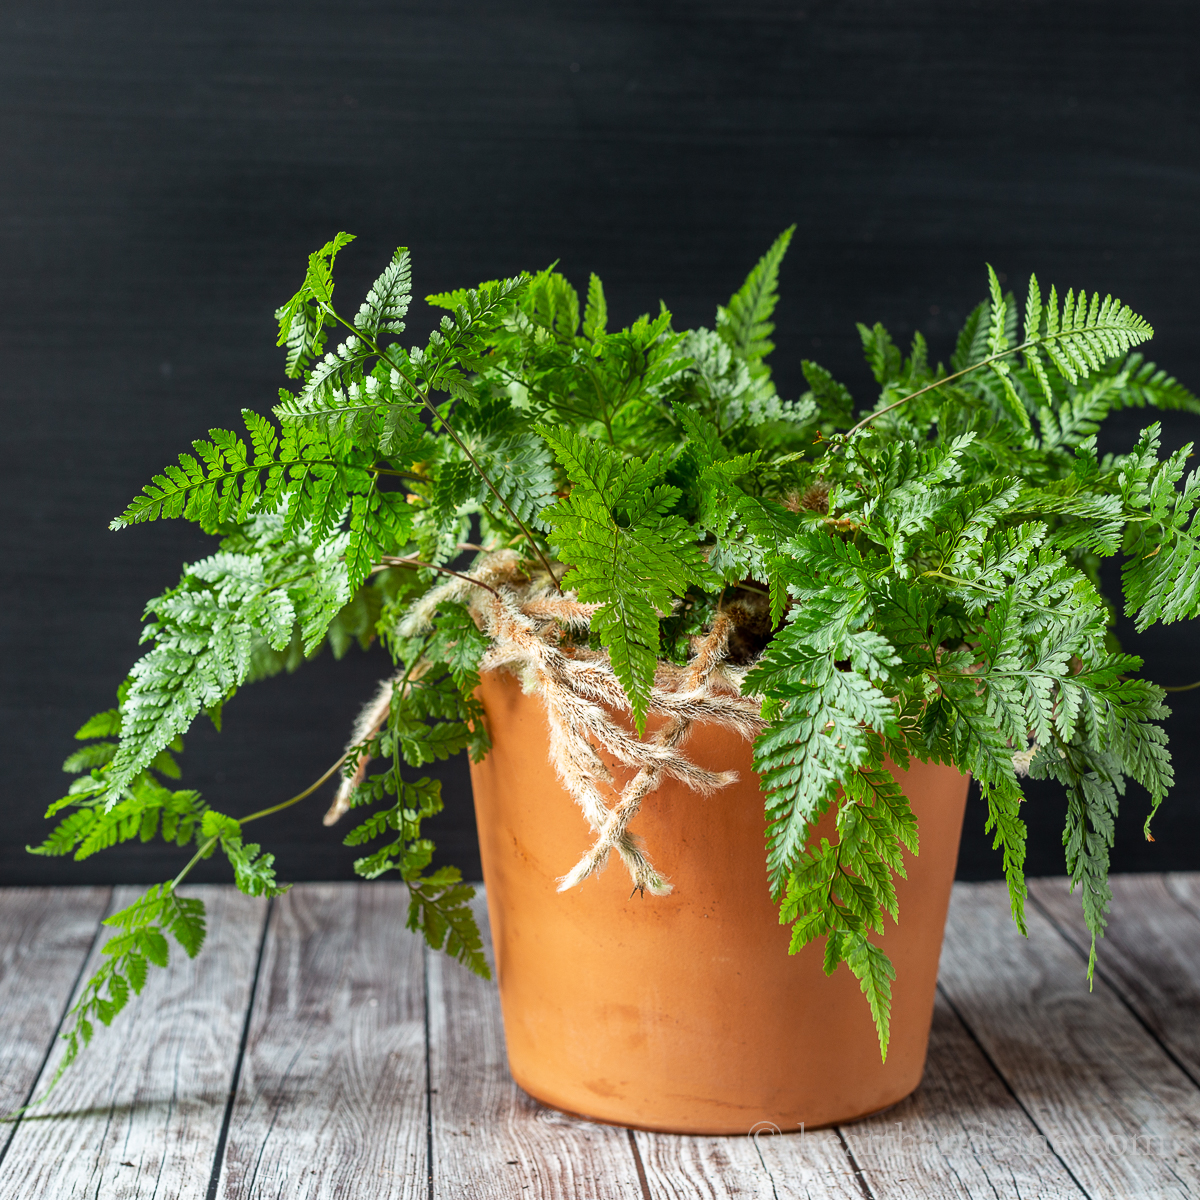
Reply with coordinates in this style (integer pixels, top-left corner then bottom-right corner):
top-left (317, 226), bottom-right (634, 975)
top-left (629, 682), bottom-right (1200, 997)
top-left (539, 427), bottom-right (715, 731)
top-left (716, 226), bottom-right (795, 377)
top-left (857, 322), bottom-right (904, 386)
top-left (45, 882), bottom-right (210, 1096)
top-left (951, 301), bottom-right (991, 372)
top-left (99, 521), bottom-right (352, 805)
top-left (843, 935), bottom-right (895, 1060)
top-left (583, 272), bottom-right (608, 342)
top-left (406, 868), bottom-right (490, 978)
top-left (355, 246), bottom-right (412, 338)
top-left (981, 777), bottom-right (1028, 933)
top-left (75, 708), bottom-right (122, 739)
top-left (274, 232), bottom-right (356, 377)
top-left (1031, 277), bottom-right (1154, 385)
top-left (1110, 352), bottom-right (1200, 413)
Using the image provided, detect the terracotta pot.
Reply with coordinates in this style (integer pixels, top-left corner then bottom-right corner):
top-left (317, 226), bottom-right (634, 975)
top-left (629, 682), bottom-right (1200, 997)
top-left (468, 668), bottom-right (969, 1135)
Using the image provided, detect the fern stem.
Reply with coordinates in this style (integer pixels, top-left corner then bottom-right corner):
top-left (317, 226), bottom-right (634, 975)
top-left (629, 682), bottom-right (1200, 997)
top-left (241, 752), bottom-right (353, 823)
top-left (168, 751), bottom-right (352, 891)
top-left (921, 569), bottom-right (1064, 621)
top-left (372, 554), bottom-right (502, 599)
top-left (842, 341), bottom-right (1041, 438)
top-left (324, 305), bottom-right (563, 591)
top-left (921, 569), bottom-right (998, 590)
top-left (1162, 679), bottom-right (1200, 692)
top-left (415, 394), bottom-right (563, 589)
top-left (370, 465), bottom-right (429, 482)
top-left (169, 837), bottom-right (218, 890)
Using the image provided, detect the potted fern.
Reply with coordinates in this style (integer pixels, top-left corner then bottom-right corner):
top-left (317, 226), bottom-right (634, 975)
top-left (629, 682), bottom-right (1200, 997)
top-left (34, 229), bottom-right (1198, 1132)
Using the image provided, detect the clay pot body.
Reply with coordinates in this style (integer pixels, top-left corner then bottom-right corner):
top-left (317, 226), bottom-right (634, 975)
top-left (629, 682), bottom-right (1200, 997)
top-left (468, 668), bottom-right (969, 1135)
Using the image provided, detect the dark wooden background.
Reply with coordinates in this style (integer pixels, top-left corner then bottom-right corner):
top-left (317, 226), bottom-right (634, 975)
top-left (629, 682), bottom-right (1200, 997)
top-left (4, 0), bottom-right (1199, 887)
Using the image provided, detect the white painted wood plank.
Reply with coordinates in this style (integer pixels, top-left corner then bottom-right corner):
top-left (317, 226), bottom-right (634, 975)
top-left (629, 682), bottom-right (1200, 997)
top-left (940, 880), bottom-right (1200, 1200)
top-left (213, 883), bottom-right (427, 1200)
top-left (1031, 873), bottom-right (1200, 1088)
top-left (1, 884), bottom-right (265, 1200)
top-left (428, 892), bottom-right (645, 1200)
top-left (844, 992), bottom-right (1086, 1200)
top-left (0, 886), bottom-right (110, 1120)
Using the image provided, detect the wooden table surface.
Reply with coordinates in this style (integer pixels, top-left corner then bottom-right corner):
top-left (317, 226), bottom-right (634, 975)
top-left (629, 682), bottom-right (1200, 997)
top-left (1, 877), bottom-right (1198, 1199)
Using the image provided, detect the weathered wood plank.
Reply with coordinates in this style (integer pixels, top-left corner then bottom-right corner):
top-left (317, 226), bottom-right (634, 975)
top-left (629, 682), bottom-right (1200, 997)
top-left (427, 892), bottom-right (645, 1199)
top-left (0, 887), bottom-right (110, 1122)
top-left (1164, 875), bottom-right (1200, 960)
top-left (1167, 873), bottom-right (1200, 928)
top-left (1031, 873), bottom-right (1200, 1088)
top-left (844, 992), bottom-right (1087, 1199)
top-left (940, 880), bottom-right (1200, 1200)
top-left (1, 884), bottom-right (265, 1199)
top-left (635, 1123), bottom-right (862, 1200)
top-left (212, 883), bottom-right (427, 1200)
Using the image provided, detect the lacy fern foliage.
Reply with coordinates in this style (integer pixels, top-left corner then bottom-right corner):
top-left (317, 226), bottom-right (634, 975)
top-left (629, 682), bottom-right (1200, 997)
top-left (37, 230), bottom-right (1200, 1088)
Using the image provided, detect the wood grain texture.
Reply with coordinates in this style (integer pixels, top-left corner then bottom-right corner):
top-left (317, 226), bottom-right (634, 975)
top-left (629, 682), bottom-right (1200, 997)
top-left (0, 884), bottom-right (265, 1200)
top-left (844, 993), bottom-right (1086, 1200)
top-left (0, 887), bottom-right (109, 1121)
top-left (427, 892), bottom-right (645, 1199)
top-left (940, 880), bottom-right (1200, 1200)
top-left (1031, 873), bottom-right (1200, 1089)
top-left (1167, 874), bottom-right (1200, 927)
top-left (212, 883), bottom-right (427, 1200)
top-left (635, 1125), bottom-right (862, 1200)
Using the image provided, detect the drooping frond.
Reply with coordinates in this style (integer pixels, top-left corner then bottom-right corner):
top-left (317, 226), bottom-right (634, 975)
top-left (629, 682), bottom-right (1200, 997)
top-left (98, 519), bottom-right (354, 807)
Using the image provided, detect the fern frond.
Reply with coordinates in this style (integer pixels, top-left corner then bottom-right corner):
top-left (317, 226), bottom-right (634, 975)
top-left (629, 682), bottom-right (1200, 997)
top-left (951, 301), bottom-right (991, 372)
top-left (858, 322), bottom-right (904, 386)
top-left (539, 427), bottom-right (715, 731)
top-left (981, 777), bottom-right (1028, 933)
top-left (410, 275), bottom-right (527, 398)
top-left (801, 360), bottom-right (855, 428)
top-left (716, 226), bottom-right (795, 377)
top-left (110, 413), bottom-right (368, 534)
top-left (844, 935), bottom-right (895, 1060)
top-left (98, 520), bottom-right (353, 806)
top-left (355, 246), bottom-right (412, 338)
top-left (201, 810), bottom-right (290, 897)
top-left (406, 868), bottom-right (490, 978)
top-left (47, 883), bottom-right (208, 1096)
top-left (1120, 435), bottom-right (1200, 629)
top-left (583, 272), bottom-right (608, 342)
top-left (274, 232), bottom-right (356, 377)
top-left (524, 268), bottom-right (580, 340)
top-left (32, 780), bottom-right (205, 860)
top-left (1110, 352), bottom-right (1200, 413)
top-left (1025, 272), bottom-right (1154, 385)
top-left (1052, 754), bottom-right (1118, 981)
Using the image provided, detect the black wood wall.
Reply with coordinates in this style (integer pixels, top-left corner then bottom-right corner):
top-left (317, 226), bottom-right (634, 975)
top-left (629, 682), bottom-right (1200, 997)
top-left (4, 1), bottom-right (1199, 887)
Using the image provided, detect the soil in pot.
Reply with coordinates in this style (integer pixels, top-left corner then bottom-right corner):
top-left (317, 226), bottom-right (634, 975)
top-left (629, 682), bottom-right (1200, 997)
top-left (468, 667), bottom-right (969, 1135)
